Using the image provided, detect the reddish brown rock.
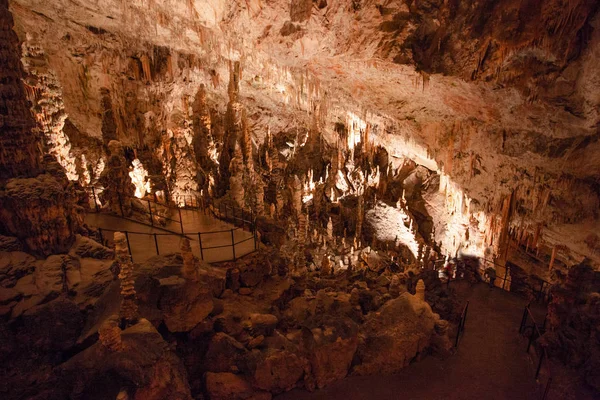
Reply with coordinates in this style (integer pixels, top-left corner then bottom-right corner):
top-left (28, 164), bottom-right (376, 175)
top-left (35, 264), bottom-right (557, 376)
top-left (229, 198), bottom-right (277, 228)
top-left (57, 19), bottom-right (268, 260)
top-left (159, 282), bottom-right (213, 332)
top-left (205, 372), bottom-right (271, 400)
top-left (251, 349), bottom-right (308, 393)
top-left (352, 293), bottom-right (437, 376)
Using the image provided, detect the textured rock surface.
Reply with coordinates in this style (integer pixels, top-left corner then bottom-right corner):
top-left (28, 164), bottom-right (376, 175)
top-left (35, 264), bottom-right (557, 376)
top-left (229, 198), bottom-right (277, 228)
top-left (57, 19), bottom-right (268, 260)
top-left (0, 0), bottom-right (40, 179)
top-left (5, 0), bottom-right (600, 270)
top-left (353, 293), bottom-right (437, 376)
top-left (61, 318), bottom-right (193, 400)
top-left (0, 0), bottom-right (80, 256)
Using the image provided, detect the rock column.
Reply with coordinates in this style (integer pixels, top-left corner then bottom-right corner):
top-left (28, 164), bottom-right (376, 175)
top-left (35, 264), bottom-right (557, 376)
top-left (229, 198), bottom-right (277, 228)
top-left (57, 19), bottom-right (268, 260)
top-left (0, 0), bottom-right (79, 256)
top-left (0, 0), bottom-right (41, 179)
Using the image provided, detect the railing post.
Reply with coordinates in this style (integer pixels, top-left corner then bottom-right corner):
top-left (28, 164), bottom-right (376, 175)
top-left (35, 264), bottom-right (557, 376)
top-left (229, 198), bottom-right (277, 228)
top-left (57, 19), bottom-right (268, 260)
top-left (148, 200), bottom-right (154, 226)
top-left (520, 307), bottom-right (529, 334)
top-left (154, 233), bottom-right (159, 255)
top-left (98, 227), bottom-right (104, 246)
top-left (535, 349), bottom-right (545, 379)
top-left (118, 192), bottom-right (125, 216)
top-left (527, 323), bottom-right (535, 353)
top-left (178, 208), bottom-right (184, 234)
top-left (231, 229), bottom-right (236, 261)
top-left (502, 265), bottom-right (509, 290)
top-left (92, 187), bottom-right (99, 212)
top-left (198, 232), bottom-right (204, 260)
top-left (124, 231), bottom-right (133, 262)
top-left (542, 378), bottom-right (552, 400)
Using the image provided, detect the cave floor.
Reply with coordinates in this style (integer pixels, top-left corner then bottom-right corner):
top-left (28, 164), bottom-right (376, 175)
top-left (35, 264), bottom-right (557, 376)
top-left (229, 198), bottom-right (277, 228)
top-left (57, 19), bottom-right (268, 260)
top-left (85, 209), bottom-right (255, 263)
top-left (277, 282), bottom-right (548, 400)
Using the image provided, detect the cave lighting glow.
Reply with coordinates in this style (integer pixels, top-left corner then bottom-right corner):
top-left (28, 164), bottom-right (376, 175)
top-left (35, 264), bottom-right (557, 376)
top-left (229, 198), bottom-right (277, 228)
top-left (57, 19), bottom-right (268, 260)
top-left (129, 158), bottom-right (151, 198)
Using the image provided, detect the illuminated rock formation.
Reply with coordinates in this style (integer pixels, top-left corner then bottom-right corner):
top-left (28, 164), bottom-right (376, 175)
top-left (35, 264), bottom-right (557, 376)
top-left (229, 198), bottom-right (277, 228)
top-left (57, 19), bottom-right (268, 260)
top-left (99, 140), bottom-right (135, 215)
top-left (21, 37), bottom-right (78, 182)
top-left (0, 0), bottom-right (40, 180)
top-left (0, 0), bottom-right (79, 256)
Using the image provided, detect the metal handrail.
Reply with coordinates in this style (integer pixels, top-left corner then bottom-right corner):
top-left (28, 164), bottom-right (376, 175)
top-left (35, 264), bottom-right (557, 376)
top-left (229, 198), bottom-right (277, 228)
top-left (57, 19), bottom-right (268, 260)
top-left (95, 225), bottom-right (257, 263)
top-left (439, 256), bottom-right (550, 301)
top-left (519, 305), bottom-right (553, 399)
top-left (454, 301), bottom-right (469, 348)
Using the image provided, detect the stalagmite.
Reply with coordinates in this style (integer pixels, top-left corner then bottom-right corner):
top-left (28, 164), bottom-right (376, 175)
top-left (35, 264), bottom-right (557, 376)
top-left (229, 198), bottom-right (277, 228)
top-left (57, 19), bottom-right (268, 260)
top-left (181, 238), bottom-right (197, 280)
top-left (98, 315), bottom-right (123, 352)
top-left (327, 217), bottom-right (333, 241)
top-left (320, 255), bottom-right (331, 276)
top-left (100, 140), bottom-right (135, 216)
top-left (115, 231), bottom-right (138, 325)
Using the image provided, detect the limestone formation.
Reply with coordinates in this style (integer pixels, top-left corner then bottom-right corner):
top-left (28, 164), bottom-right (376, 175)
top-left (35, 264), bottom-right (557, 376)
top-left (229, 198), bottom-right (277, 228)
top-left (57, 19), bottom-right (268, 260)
top-left (115, 231), bottom-right (138, 325)
top-left (0, 0), bottom-right (40, 180)
top-left (0, 0), bottom-right (79, 256)
top-left (99, 140), bottom-right (135, 215)
top-left (2, 0), bottom-right (600, 399)
top-left (98, 314), bottom-right (123, 351)
top-left (181, 238), bottom-right (197, 281)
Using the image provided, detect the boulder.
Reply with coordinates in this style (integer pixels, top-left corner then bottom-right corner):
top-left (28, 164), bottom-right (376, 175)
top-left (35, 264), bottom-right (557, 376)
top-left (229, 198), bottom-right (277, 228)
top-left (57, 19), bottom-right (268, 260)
top-left (61, 319), bottom-right (192, 400)
top-left (251, 349), bottom-right (308, 393)
top-left (159, 282), bottom-right (213, 332)
top-left (202, 333), bottom-right (249, 373)
top-left (198, 263), bottom-right (227, 297)
top-left (70, 234), bottom-right (114, 259)
top-left (205, 372), bottom-right (271, 400)
top-left (306, 318), bottom-right (359, 388)
top-left (20, 297), bottom-right (83, 353)
top-left (352, 293), bottom-right (437, 376)
top-left (247, 313), bottom-right (278, 336)
top-left (240, 261), bottom-right (271, 287)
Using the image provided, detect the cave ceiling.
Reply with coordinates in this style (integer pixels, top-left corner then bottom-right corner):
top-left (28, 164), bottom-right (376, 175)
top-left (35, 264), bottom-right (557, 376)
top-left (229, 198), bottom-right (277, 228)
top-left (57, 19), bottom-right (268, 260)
top-left (7, 0), bottom-right (600, 263)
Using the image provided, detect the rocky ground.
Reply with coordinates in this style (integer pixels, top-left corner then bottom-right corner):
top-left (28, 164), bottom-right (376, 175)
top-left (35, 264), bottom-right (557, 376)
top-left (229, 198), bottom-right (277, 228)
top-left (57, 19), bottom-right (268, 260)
top-left (0, 234), bottom-right (459, 400)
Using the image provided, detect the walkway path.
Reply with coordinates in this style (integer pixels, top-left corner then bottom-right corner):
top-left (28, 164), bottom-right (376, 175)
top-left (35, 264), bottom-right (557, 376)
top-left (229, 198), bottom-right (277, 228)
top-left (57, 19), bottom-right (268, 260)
top-left (85, 209), bottom-right (255, 264)
top-left (277, 282), bottom-right (543, 400)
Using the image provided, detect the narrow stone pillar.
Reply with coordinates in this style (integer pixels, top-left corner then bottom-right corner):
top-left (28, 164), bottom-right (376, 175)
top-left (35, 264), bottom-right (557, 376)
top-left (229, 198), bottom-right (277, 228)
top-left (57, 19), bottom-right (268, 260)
top-left (181, 237), bottom-right (197, 281)
top-left (416, 279), bottom-right (425, 302)
top-left (115, 231), bottom-right (138, 325)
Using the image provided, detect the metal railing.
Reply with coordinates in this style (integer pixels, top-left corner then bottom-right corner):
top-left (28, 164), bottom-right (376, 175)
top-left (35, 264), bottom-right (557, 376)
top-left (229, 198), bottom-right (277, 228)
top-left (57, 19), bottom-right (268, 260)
top-left (519, 305), bottom-right (553, 400)
top-left (95, 225), bottom-right (257, 264)
top-left (440, 256), bottom-right (550, 303)
top-left (85, 186), bottom-right (185, 234)
top-left (454, 301), bottom-right (470, 348)
top-left (84, 186), bottom-right (258, 263)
